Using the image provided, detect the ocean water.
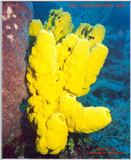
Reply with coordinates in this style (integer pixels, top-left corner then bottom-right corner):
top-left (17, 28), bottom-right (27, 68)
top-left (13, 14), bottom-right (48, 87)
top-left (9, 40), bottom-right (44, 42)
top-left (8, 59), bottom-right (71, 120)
top-left (32, 1), bottom-right (130, 159)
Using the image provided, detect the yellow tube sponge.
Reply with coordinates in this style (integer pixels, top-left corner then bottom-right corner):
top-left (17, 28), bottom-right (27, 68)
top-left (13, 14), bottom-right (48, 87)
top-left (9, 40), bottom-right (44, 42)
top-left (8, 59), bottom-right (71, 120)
top-left (83, 43), bottom-right (108, 94)
top-left (61, 38), bottom-right (91, 96)
top-left (88, 24), bottom-right (106, 46)
top-left (76, 23), bottom-right (105, 47)
top-left (27, 29), bottom-right (68, 155)
top-left (45, 8), bottom-right (74, 42)
top-left (57, 33), bottom-right (108, 96)
top-left (27, 29), bottom-right (61, 102)
top-left (44, 8), bottom-right (63, 29)
top-left (29, 9), bottom-right (74, 41)
top-left (36, 113), bottom-right (68, 155)
top-left (45, 113), bottom-right (68, 154)
top-left (26, 8), bottom-right (112, 155)
top-left (75, 23), bottom-right (93, 39)
top-left (58, 92), bottom-right (111, 133)
top-left (29, 19), bottom-right (44, 36)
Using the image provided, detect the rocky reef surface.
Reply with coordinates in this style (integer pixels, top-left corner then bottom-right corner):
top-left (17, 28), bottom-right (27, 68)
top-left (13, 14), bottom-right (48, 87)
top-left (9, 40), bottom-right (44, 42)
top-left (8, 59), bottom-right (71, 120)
top-left (2, 2), bottom-right (33, 145)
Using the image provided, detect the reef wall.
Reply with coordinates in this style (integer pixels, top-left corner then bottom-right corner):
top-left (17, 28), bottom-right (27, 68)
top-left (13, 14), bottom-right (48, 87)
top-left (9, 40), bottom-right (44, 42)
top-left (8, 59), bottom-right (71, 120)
top-left (2, 2), bottom-right (34, 145)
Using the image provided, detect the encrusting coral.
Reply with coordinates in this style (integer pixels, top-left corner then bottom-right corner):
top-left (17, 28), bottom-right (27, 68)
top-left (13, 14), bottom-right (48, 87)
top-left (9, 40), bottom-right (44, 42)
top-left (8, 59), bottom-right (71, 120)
top-left (26, 8), bottom-right (112, 155)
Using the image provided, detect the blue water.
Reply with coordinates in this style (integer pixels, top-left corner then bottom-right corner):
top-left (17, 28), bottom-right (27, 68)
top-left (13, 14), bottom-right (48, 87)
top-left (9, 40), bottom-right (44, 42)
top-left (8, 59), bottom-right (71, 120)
top-left (33, 1), bottom-right (130, 159)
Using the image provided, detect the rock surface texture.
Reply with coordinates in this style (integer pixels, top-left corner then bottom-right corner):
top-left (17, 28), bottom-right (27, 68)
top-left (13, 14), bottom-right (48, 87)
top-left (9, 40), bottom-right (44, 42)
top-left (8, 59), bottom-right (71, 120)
top-left (2, 2), bottom-right (34, 145)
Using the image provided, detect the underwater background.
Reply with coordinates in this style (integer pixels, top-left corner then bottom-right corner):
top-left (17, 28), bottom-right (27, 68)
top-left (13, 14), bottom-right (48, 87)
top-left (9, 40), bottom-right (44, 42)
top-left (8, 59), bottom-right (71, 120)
top-left (2, 1), bottom-right (130, 159)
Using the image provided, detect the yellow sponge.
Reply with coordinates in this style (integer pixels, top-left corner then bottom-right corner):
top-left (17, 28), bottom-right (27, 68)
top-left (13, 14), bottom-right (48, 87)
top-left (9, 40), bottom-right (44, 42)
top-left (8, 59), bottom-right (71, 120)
top-left (45, 9), bottom-right (73, 42)
top-left (58, 92), bottom-right (112, 133)
top-left (29, 19), bottom-right (43, 36)
top-left (76, 23), bottom-right (105, 46)
top-left (26, 8), bottom-right (112, 155)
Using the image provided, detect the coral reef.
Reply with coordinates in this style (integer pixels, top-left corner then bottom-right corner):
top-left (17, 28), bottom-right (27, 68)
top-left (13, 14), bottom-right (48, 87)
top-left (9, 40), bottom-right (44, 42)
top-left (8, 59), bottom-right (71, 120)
top-left (2, 2), bottom-right (34, 145)
top-left (26, 9), bottom-right (112, 155)
top-left (87, 26), bottom-right (130, 158)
